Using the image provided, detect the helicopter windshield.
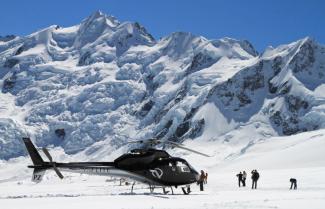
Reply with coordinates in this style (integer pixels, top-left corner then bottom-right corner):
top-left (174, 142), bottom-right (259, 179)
top-left (168, 160), bottom-right (191, 173)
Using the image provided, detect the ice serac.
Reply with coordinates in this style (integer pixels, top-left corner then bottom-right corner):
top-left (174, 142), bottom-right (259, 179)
top-left (0, 11), bottom-right (325, 160)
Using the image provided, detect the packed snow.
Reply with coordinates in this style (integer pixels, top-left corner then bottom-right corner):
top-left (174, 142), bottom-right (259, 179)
top-left (0, 130), bottom-right (325, 209)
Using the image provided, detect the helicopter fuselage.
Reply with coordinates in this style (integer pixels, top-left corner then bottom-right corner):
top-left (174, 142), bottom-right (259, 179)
top-left (28, 149), bottom-right (199, 187)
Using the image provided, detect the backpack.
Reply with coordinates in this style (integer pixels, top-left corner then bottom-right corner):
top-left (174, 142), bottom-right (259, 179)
top-left (255, 172), bottom-right (260, 180)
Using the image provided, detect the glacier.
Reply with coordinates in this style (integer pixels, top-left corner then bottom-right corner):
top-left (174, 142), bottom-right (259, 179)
top-left (0, 11), bottom-right (325, 161)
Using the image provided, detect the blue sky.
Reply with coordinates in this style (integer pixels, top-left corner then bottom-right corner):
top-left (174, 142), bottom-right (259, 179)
top-left (0, 0), bottom-right (324, 51)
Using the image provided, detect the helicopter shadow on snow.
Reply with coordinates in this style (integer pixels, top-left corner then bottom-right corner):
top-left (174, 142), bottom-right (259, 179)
top-left (117, 192), bottom-right (207, 199)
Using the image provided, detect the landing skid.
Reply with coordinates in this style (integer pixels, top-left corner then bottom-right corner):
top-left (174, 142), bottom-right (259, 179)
top-left (181, 185), bottom-right (191, 195)
top-left (130, 181), bottom-right (136, 193)
top-left (129, 182), bottom-right (190, 195)
top-left (149, 184), bottom-right (155, 193)
top-left (163, 186), bottom-right (174, 195)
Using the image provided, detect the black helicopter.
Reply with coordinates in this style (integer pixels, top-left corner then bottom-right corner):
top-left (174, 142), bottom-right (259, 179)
top-left (22, 137), bottom-right (210, 195)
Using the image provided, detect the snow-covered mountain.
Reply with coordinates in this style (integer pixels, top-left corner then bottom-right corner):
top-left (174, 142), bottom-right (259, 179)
top-left (1, 11), bottom-right (325, 160)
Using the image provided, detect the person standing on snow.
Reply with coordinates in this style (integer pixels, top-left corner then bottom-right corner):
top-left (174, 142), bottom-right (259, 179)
top-left (251, 170), bottom-right (260, 189)
top-left (236, 172), bottom-right (243, 187)
top-left (204, 172), bottom-right (208, 184)
top-left (290, 178), bottom-right (297, 190)
top-left (198, 170), bottom-right (205, 191)
top-left (242, 171), bottom-right (247, 187)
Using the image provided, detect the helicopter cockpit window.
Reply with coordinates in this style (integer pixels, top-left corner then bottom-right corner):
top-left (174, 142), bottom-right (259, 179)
top-left (176, 161), bottom-right (191, 173)
top-left (169, 162), bottom-right (177, 171)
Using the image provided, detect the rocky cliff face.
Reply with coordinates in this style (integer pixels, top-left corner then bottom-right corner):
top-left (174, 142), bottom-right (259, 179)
top-left (1, 11), bottom-right (325, 159)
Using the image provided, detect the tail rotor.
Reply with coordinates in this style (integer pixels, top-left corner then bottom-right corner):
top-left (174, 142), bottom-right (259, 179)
top-left (42, 148), bottom-right (64, 179)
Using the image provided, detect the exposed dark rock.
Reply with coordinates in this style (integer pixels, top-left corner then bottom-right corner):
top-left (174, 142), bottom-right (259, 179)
top-left (175, 121), bottom-right (190, 137)
top-left (134, 22), bottom-right (155, 41)
top-left (2, 74), bottom-right (17, 93)
top-left (270, 111), bottom-right (282, 127)
top-left (154, 108), bottom-right (169, 124)
top-left (174, 84), bottom-right (187, 104)
top-left (0, 35), bottom-right (16, 42)
top-left (282, 120), bottom-right (300, 135)
top-left (285, 95), bottom-right (309, 113)
top-left (279, 82), bottom-right (291, 95)
top-left (15, 46), bottom-right (25, 55)
top-left (184, 107), bottom-right (199, 121)
top-left (209, 61), bottom-right (265, 110)
top-left (270, 103), bottom-right (308, 136)
top-left (270, 111), bottom-right (300, 135)
top-left (268, 78), bottom-right (277, 94)
top-left (189, 119), bottom-right (205, 139)
top-left (290, 39), bottom-right (315, 73)
top-left (78, 51), bottom-right (91, 66)
top-left (155, 120), bottom-right (173, 139)
top-left (241, 40), bottom-right (259, 57)
top-left (242, 63), bottom-right (264, 91)
top-left (55, 129), bottom-right (66, 139)
top-left (3, 58), bottom-right (19, 68)
top-left (267, 56), bottom-right (282, 93)
top-left (237, 92), bottom-right (251, 106)
top-left (186, 52), bottom-right (216, 75)
top-left (138, 100), bottom-right (154, 117)
top-left (272, 56), bottom-right (283, 76)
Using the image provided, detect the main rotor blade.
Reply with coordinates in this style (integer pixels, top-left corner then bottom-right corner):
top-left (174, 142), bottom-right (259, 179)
top-left (127, 140), bottom-right (145, 144)
top-left (42, 148), bottom-right (53, 162)
top-left (166, 141), bottom-right (211, 157)
top-left (52, 164), bottom-right (64, 179)
top-left (127, 139), bottom-right (161, 146)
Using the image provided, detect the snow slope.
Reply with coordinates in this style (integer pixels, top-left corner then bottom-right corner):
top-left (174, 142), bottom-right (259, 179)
top-left (1, 11), bottom-right (325, 160)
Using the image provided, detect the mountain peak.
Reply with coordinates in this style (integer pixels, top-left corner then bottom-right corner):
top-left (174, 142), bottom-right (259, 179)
top-left (74, 11), bottom-right (120, 48)
top-left (84, 10), bottom-right (120, 27)
top-left (91, 10), bottom-right (104, 18)
top-left (212, 37), bottom-right (258, 57)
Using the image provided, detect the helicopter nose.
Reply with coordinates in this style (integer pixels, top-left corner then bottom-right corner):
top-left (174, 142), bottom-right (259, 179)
top-left (195, 173), bottom-right (200, 181)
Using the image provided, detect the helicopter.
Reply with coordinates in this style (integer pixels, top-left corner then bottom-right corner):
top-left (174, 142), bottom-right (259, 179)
top-left (22, 137), bottom-right (210, 195)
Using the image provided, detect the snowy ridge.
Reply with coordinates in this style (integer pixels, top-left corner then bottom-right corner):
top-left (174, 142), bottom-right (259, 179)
top-left (0, 11), bottom-right (325, 161)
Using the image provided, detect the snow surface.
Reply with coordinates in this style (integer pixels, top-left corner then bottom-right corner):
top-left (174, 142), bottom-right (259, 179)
top-left (0, 130), bottom-right (325, 209)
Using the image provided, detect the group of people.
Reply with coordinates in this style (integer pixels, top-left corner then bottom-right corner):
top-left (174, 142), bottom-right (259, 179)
top-left (196, 168), bottom-right (297, 192)
top-left (198, 170), bottom-right (208, 191)
top-left (236, 170), bottom-right (259, 189)
top-left (236, 170), bottom-right (297, 190)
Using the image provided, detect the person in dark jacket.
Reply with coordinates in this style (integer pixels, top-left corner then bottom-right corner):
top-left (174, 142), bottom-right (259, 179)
top-left (236, 172), bottom-right (243, 187)
top-left (251, 169), bottom-right (260, 189)
top-left (198, 170), bottom-right (205, 191)
top-left (290, 178), bottom-right (297, 190)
